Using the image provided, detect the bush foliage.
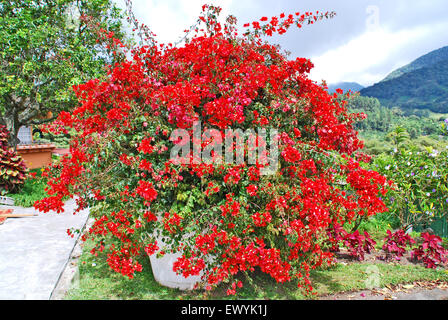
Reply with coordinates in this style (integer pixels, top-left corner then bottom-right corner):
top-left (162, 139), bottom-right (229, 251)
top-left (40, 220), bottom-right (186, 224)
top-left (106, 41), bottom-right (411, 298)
top-left (36, 5), bottom-right (391, 294)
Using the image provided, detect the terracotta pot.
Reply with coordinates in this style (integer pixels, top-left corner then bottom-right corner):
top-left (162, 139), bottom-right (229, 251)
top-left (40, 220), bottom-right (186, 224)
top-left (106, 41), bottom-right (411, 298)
top-left (16, 143), bottom-right (55, 169)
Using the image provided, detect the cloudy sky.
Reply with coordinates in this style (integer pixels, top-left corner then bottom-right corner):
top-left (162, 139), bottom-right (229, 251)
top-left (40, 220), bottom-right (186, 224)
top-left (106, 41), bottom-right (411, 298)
top-left (114, 0), bottom-right (448, 87)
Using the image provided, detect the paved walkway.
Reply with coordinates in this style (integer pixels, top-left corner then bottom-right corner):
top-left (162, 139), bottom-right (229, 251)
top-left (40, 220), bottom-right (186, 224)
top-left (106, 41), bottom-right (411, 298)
top-left (0, 199), bottom-right (89, 300)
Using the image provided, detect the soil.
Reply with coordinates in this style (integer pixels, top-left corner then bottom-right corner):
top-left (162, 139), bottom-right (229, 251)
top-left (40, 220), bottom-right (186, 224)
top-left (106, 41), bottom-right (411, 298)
top-left (333, 247), bottom-right (419, 266)
top-left (319, 280), bottom-right (448, 300)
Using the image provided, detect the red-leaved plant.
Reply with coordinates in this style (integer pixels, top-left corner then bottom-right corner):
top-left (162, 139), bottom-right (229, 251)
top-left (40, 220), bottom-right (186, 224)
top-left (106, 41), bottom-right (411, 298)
top-left (343, 230), bottom-right (376, 261)
top-left (411, 232), bottom-right (448, 269)
top-left (34, 4), bottom-right (392, 294)
top-left (326, 223), bottom-right (376, 261)
top-left (0, 125), bottom-right (28, 194)
top-left (326, 223), bottom-right (347, 252)
top-left (381, 229), bottom-right (415, 261)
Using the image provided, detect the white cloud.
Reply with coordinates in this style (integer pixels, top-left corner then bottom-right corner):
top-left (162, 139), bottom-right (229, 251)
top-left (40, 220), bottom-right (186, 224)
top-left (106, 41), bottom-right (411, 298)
top-left (308, 21), bottom-right (448, 86)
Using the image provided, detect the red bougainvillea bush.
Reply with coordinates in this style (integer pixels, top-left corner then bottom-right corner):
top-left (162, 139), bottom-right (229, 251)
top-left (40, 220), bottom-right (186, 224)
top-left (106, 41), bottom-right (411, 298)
top-left (35, 4), bottom-right (392, 294)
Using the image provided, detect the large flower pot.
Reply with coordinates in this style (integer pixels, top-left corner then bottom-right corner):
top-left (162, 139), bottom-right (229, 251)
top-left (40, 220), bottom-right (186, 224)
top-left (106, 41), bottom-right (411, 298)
top-left (16, 144), bottom-right (55, 169)
top-left (148, 236), bottom-right (203, 290)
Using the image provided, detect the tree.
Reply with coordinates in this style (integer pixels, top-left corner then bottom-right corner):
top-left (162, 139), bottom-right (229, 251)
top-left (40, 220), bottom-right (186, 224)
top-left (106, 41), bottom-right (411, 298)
top-left (0, 0), bottom-right (126, 147)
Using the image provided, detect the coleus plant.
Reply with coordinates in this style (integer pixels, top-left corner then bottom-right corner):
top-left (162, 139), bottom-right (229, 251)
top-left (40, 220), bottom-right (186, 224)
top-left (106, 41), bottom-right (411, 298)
top-left (327, 223), bottom-right (376, 261)
top-left (411, 232), bottom-right (448, 269)
top-left (381, 229), bottom-right (415, 261)
top-left (35, 4), bottom-right (392, 294)
top-left (0, 125), bottom-right (28, 194)
top-left (326, 223), bottom-right (347, 253)
top-left (343, 230), bottom-right (376, 261)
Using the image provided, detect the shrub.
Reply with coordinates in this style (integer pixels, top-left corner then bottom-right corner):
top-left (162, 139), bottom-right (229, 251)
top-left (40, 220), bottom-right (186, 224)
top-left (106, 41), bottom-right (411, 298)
top-left (7, 169), bottom-right (49, 207)
top-left (411, 232), bottom-right (447, 269)
top-left (373, 126), bottom-right (448, 231)
top-left (381, 229), bottom-right (415, 261)
top-left (343, 231), bottom-right (376, 261)
top-left (326, 223), bottom-right (347, 253)
top-left (35, 5), bottom-right (391, 294)
top-left (0, 125), bottom-right (28, 194)
top-left (326, 224), bottom-right (376, 260)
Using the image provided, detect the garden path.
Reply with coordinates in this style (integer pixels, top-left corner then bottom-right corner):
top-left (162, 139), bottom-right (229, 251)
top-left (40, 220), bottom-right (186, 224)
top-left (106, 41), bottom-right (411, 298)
top-left (0, 199), bottom-right (89, 299)
top-left (320, 282), bottom-right (448, 300)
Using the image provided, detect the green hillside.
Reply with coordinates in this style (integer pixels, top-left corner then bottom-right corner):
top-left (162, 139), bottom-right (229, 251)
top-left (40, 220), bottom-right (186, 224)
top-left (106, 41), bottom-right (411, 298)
top-left (360, 54), bottom-right (448, 113)
top-left (346, 94), bottom-right (446, 155)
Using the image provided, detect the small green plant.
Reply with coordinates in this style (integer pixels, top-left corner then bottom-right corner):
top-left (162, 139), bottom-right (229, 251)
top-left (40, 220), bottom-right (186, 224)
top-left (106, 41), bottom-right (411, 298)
top-left (8, 169), bottom-right (49, 207)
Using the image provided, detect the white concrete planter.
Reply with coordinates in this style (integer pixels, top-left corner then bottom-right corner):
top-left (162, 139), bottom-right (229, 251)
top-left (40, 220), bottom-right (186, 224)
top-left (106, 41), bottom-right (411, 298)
top-left (148, 235), bottom-right (203, 290)
top-left (149, 251), bottom-right (203, 291)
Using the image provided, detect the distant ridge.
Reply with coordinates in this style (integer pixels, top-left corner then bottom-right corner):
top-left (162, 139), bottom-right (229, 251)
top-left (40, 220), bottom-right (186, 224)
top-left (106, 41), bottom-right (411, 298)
top-left (327, 82), bottom-right (364, 94)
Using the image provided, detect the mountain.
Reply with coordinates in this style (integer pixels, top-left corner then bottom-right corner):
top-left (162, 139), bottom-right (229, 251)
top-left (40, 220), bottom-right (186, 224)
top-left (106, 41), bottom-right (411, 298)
top-left (327, 82), bottom-right (364, 93)
top-left (360, 45), bottom-right (448, 113)
top-left (382, 46), bottom-right (448, 82)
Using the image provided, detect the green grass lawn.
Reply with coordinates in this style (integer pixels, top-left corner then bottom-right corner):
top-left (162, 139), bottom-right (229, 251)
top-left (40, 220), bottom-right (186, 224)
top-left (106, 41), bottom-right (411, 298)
top-left (65, 238), bottom-right (448, 300)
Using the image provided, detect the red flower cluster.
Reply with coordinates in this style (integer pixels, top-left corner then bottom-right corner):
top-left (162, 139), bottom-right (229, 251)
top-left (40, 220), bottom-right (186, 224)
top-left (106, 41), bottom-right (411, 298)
top-left (135, 180), bottom-right (158, 203)
top-left (242, 11), bottom-right (336, 37)
top-left (138, 137), bottom-right (155, 155)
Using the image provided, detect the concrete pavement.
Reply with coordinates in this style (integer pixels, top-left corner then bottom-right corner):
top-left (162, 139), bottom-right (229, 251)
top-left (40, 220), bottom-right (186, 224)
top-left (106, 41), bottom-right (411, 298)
top-left (0, 199), bottom-right (89, 300)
